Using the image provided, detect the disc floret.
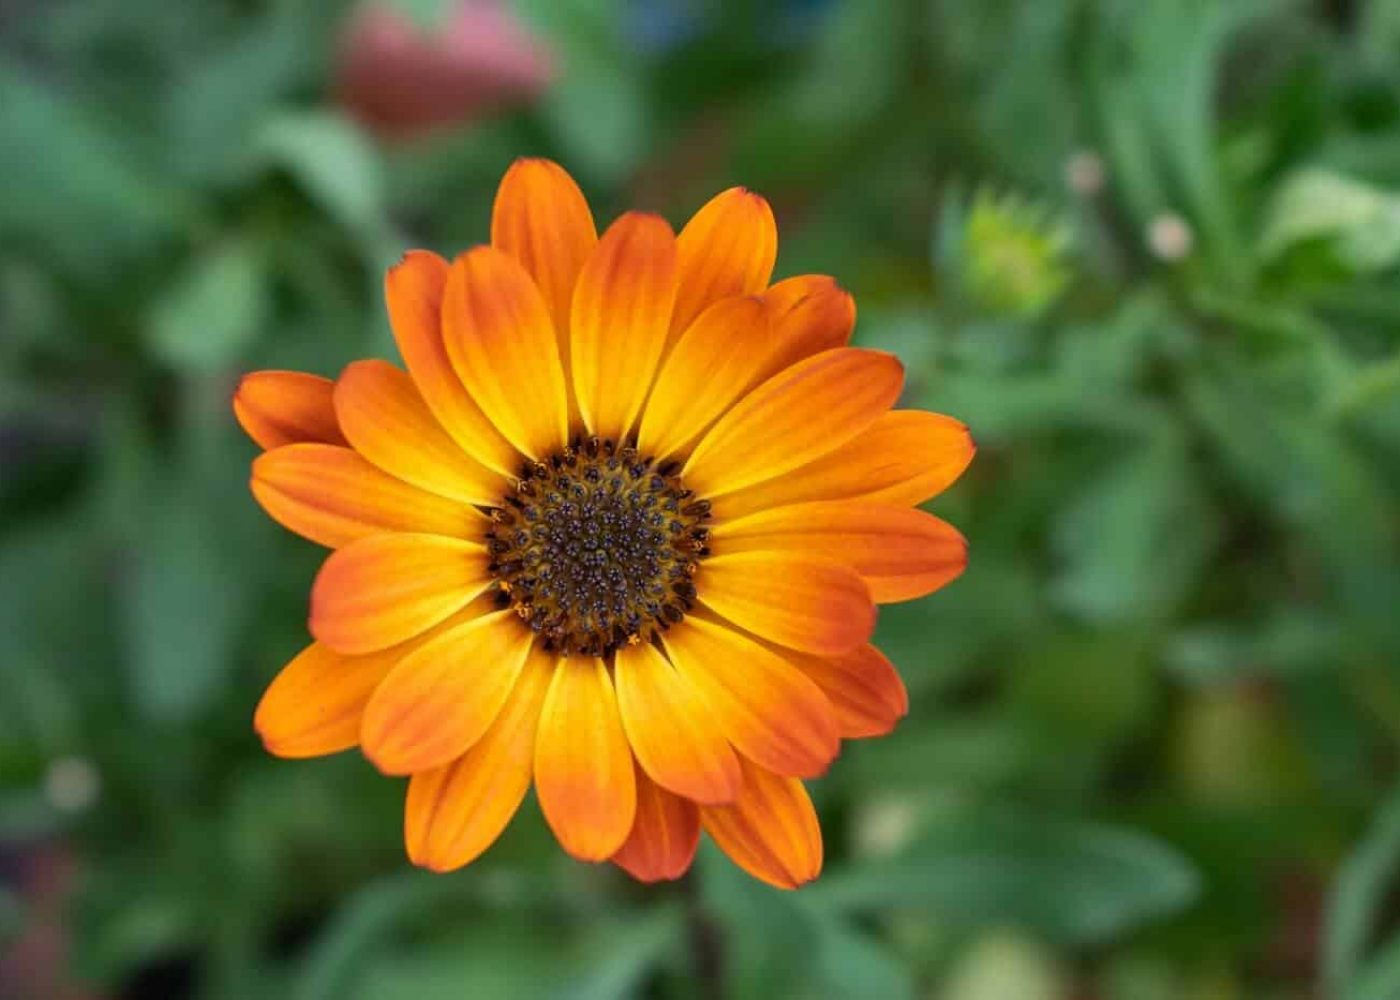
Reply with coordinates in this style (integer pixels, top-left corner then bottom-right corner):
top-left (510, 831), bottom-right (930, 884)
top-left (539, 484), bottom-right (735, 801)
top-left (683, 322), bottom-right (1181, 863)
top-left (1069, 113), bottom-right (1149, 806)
top-left (486, 437), bottom-right (711, 657)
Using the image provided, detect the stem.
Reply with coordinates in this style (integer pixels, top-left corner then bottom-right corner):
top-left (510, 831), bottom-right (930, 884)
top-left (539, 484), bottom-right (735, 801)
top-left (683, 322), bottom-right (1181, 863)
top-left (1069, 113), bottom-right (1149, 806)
top-left (679, 871), bottom-right (725, 1000)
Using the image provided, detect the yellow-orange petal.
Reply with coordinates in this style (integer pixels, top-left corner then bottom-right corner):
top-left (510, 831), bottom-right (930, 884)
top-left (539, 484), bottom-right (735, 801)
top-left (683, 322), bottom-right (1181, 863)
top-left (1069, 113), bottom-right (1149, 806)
top-left (385, 251), bottom-right (519, 476)
top-left (404, 640), bottom-right (554, 871)
top-left (791, 644), bottom-right (908, 739)
top-left (309, 533), bottom-right (493, 655)
top-left (696, 551), bottom-right (874, 656)
top-left (253, 642), bottom-right (397, 758)
top-left (712, 501), bottom-right (968, 604)
top-left (611, 767), bottom-right (700, 883)
top-left (360, 610), bottom-right (534, 775)
top-left (491, 157), bottom-right (597, 341)
top-left (756, 276), bottom-right (857, 380)
top-left (636, 296), bottom-right (771, 460)
top-left (711, 410), bottom-right (976, 521)
top-left (570, 212), bottom-right (678, 442)
top-left (334, 359), bottom-right (507, 506)
top-left (250, 443), bottom-right (484, 548)
top-left (613, 641), bottom-right (741, 804)
top-left (701, 756), bottom-right (822, 890)
top-left (233, 370), bottom-right (346, 450)
top-left (254, 608), bottom-right (485, 759)
top-left (672, 187), bottom-right (777, 340)
top-left (683, 348), bottom-right (903, 499)
top-left (443, 247), bottom-right (569, 462)
top-left (662, 616), bottom-right (838, 779)
top-left (534, 657), bottom-right (636, 861)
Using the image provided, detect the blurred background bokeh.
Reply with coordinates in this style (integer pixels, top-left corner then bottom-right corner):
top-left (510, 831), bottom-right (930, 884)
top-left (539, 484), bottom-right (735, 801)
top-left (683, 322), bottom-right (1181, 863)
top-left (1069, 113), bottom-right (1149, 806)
top-left (3, 0), bottom-right (1400, 997)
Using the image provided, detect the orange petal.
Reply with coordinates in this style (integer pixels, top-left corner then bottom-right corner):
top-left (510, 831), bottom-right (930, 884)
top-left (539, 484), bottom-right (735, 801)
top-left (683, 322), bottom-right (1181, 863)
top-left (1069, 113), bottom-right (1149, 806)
top-left (570, 212), bottom-right (678, 441)
top-left (791, 644), bottom-right (908, 739)
top-left (701, 756), bottom-right (822, 890)
top-left (250, 443), bottom-right (484, 548)
top-left (334, 359), bottom-right (507, 506)
top-left (611, 766), bottom-right (700, 883)
top-left (404, 640), bottom-right (554, 871)
top-left (310, 533), bottom-right (494, 655)
top-left (534, 657), bottom-right (636, 861)
top-left (713, 501), bottom-right (968, 603)
top-left (491, 158), bottom-right (597, 339)
top-left (662, 616), bottom-right (838, 779)
top-left (636, 296), bottom-right (772, 460)
top-left (253, 641), bottom-right (397, 758)
top-left (253, 608), bottom-right (483, 759)
top-left (385, 251), bottom-right (520, 476)
top-left (696, 551), bottom-right (874, 656)
top-left (683, 348), bottom-right (903, 498)
top-left (613, 642), bottom-right (741, 804)
top-left (756, 276), bottom-right (856, 380)
top-left (443, 247), bottom-right (569, 462)
top-left (233, 370), bottom-right (346, 450)
top-left (672, 187), bottom-right (777, 340)
top-left (360, 610), bottom-right (534, 775)
top-left (711, 410), bottom-right (976, 521)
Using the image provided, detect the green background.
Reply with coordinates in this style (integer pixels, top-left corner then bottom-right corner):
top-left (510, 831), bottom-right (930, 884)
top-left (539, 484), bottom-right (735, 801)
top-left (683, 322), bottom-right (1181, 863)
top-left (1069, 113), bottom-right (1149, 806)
top-left (4, 0), bottom-right (1400, 997)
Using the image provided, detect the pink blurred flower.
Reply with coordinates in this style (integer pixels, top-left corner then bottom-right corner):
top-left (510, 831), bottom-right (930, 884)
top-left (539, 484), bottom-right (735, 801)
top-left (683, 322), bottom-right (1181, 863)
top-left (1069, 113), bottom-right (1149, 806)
top-left (337, 0), bottom-right (554, 139)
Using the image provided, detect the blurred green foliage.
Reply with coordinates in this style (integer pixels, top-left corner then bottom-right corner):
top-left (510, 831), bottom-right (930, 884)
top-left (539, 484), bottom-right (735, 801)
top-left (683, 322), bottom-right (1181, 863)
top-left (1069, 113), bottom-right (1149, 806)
top-left (3, 0), bottom-right (1400, 998)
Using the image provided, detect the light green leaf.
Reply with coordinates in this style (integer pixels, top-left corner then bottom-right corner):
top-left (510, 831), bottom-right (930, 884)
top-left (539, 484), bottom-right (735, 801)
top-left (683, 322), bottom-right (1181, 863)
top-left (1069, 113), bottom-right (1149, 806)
top-left (1261, 168), bottom-right (1400, 273)
top-left (295, 871), bottom-right (557, 1000)
top-left (807, 808), bottom-right (1201, 946)
top-left (548, 903), bottom-right (685, 1000)
top-left (518, 0), bottom-right (649, 183)
top-left (145, 239), bottom-right (268, 372)
top-left (810, 914), bottom-right (916, 1000)
top-left (0, 60), bottom-right (181, 274)
top-left (1349, 932), bottom-right (1400, 1000)
top-left (164, 18), bottom-right (309, 183)
top-left (1324, 785), bottom-right (1400, 997)
top-left (255, 111), bottom-right (392, 250)
top-left (121, 485), bottom-right (247, 721)
top-left (1050, 430), bottom-right (1215, 623)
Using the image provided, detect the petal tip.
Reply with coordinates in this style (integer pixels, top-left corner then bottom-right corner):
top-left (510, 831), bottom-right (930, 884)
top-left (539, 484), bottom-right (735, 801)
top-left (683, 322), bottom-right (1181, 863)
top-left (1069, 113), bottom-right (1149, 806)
top-left (389, 248), bottom-right (447, 275)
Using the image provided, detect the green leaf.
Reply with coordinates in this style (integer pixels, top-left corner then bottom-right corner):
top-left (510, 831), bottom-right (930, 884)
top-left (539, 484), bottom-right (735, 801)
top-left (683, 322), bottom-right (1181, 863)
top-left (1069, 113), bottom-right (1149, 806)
top-left (1349, 932), bottom-right (1400, 1000)
top-left (255, 111), bottom-right (393, 253)
top-left (0, 518), bottom-right (103, 751)
top-left (121, 483), bottom-right (248, 721)
top-left (548, 903), bottom-right (685, 1000)
top-left (697, 842), bottom-right (817, 1000)
top-left (1324, 785), bottom-right (1400, 997)
top-left (163, 17), bottom-right (310, 183)
top-left (1260, 168), bottom-right (1400, 273)
top-left (809, 913), bottom-right (916, 1000)
top-left (350, 916), bottom-right (570, 1000)
top-left (0, 59), bottom-right (181, 275)
top-left (294, 871), bottom-right (557, 1000)
top-left (518, 0), bottom-right (649, 184)
top-left (145, 239), bottom-right (268, 372)
top-left (807, 807), bottom-right (1201, 946)
top-left (1050, 430), bottom-right (1215, 623)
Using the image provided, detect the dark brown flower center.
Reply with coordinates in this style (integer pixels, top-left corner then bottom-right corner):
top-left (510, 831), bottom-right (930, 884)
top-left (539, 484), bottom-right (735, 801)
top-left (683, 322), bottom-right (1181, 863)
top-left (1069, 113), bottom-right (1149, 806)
top-left (486, 438), bottom-right (711, 657)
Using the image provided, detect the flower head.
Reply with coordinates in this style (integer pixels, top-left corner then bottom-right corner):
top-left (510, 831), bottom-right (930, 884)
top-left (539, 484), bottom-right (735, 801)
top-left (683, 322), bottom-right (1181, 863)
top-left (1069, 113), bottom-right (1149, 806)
top-left (959, 188), bottom-right (1073, 319)
top-left (336, 0), bottom-right (553, 139)
top-left (236, 159), bottom-right (974, 889)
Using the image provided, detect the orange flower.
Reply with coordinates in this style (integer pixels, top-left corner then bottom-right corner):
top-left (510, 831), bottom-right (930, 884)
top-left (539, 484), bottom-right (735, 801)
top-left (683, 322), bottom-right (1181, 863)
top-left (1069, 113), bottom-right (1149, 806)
top-left (235, 159), bottom-right (974, 889)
